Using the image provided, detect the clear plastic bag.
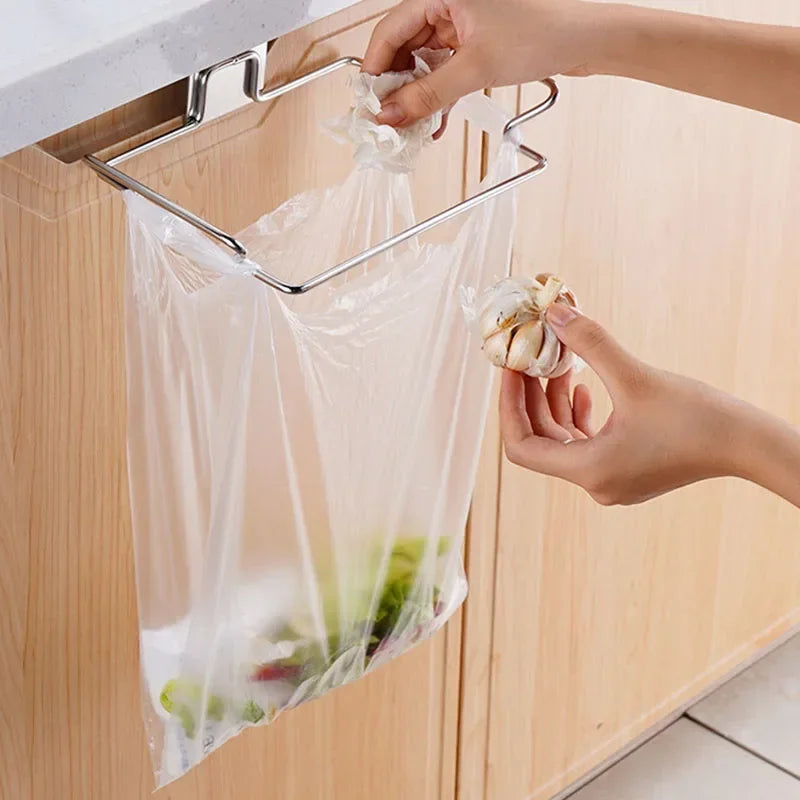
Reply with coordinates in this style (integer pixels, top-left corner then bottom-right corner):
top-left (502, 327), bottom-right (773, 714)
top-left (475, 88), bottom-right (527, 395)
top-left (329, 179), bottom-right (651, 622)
top-left (125, 75), bottom-right (518, 786)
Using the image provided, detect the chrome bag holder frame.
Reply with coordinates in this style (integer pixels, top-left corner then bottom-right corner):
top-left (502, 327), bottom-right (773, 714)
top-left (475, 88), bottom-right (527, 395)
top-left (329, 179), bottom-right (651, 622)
top-left (85, 49), bottom-right (558, 295)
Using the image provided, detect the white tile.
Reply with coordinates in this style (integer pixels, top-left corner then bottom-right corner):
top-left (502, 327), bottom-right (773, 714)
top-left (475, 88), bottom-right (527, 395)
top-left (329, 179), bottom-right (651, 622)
top-left (569, 718), bottom-right (800, 800)
top-left (688, 634), bottom-right (800, 776)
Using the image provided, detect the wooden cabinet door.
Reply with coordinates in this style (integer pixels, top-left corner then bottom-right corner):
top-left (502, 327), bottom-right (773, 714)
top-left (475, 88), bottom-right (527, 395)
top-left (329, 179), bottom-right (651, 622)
top-left (459, 3), bottom-right (800, 800)
top-left (0, 4), bottom-right (469, 799)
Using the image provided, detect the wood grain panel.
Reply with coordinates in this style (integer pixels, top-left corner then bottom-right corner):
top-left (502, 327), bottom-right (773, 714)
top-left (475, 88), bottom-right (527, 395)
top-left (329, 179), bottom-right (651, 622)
top-left (455, 84), bottom-right (519, 800)
top-left (483, 2), bottom-right (800, 799)
top-left (0, 186), bottom-right (33, 800)
top-left (0, 3), bottom-right (469, 798)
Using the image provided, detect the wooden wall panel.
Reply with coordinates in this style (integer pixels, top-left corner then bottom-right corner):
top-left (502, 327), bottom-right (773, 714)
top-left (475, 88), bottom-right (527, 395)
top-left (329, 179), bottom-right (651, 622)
top-left (479, 2), bottom-right (800, 799)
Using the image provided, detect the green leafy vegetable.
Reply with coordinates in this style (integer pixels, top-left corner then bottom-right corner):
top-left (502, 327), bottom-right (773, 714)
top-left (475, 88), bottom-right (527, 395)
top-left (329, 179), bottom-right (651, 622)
top-left (159, 678), bottom-right (224, 739)
top-left (159, 535), bottom-right (452, 733)
top-left (240, 700), bottom-right (266, 724)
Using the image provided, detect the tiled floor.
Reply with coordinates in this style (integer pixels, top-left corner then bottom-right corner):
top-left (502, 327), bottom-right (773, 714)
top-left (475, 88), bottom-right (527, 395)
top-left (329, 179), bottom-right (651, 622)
top-left (568, 633), bottom-right (800, 799)
top-left (689, 632), bottom-right (800, 778)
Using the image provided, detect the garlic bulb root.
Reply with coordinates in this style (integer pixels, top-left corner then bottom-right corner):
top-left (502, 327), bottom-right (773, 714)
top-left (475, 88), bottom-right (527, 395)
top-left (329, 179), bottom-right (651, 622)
top-left (478, 273), bottom-right (579, 378)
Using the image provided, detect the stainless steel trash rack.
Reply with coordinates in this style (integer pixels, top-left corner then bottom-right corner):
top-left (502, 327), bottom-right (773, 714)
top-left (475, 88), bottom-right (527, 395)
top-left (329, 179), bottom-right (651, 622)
top-left (85, 49), bottom-right (558, 295)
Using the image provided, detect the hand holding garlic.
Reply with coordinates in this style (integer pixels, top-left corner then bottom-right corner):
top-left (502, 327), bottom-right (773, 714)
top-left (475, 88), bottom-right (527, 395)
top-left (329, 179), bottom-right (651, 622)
top-left (478, 274), bottom-right (579, 378)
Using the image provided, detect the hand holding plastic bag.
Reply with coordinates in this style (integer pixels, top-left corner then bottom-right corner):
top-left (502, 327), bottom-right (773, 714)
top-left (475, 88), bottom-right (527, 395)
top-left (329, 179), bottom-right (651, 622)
top-left (326, 47), bottom-right (450, 172)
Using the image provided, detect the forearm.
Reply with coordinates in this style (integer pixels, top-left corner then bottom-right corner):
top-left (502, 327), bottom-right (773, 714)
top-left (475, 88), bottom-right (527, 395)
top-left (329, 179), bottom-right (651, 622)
top-left (725, 403), bottom-right (800, 508)
top-left (589, 3), bottom-right (800, 123)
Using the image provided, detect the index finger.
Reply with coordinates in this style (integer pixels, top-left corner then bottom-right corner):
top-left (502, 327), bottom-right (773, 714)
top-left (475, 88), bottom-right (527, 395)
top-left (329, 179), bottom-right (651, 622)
top-left (362, 0), bottom-right (431, 75)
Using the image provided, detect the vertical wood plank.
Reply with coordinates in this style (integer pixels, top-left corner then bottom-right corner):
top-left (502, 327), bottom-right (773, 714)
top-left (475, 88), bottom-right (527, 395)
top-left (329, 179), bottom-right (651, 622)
top-left (0, 196), bottom-right (32, 800)
top-left (484, 3), bottom-right (800, 799)
top-left (456, 85), bottom-right (521, 800)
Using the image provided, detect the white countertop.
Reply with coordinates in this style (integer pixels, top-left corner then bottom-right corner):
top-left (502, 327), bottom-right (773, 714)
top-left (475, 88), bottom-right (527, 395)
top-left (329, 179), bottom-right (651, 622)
top-left (0, 0), bottom-right (361, 157)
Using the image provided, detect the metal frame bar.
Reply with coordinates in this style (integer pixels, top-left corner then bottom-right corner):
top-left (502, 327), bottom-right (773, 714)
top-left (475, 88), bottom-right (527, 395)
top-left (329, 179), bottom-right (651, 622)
top-left (85, 50), bottom-right (558, 294)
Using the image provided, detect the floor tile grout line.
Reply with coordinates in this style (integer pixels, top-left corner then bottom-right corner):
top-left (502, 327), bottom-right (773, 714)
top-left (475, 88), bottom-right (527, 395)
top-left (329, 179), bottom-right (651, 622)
top-left (684, 714), bottom-right (800, 782)
top-left (562, 714), bottom-right (800, 799)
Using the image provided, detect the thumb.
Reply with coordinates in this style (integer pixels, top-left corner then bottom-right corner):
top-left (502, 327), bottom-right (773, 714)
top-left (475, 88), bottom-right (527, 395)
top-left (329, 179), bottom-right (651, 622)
top-left (546, 304), bottom-right (640, 393)
top-left (376, 48), bottom-right (484, 127)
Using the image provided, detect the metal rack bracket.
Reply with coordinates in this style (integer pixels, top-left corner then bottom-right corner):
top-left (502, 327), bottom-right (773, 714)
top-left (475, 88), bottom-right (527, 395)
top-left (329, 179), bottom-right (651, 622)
top-left (85, 49), bottom-right (558, 294)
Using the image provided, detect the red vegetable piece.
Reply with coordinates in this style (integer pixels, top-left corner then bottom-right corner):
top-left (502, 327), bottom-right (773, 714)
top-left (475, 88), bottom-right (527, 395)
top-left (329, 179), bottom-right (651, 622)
top-left (250, 662), bottom-right (303, 682)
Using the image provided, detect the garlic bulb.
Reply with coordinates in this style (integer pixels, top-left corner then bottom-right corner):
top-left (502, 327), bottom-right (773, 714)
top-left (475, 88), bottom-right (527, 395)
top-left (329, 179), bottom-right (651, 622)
top-left (478, 274), bottom-right (579, 378)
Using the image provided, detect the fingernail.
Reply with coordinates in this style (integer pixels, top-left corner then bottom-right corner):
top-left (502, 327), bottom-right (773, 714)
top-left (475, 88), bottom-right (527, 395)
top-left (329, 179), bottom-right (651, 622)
top-left (547, 303), bottom-right (578, 326)
top-left (377, 102), bottom-right (406, 125)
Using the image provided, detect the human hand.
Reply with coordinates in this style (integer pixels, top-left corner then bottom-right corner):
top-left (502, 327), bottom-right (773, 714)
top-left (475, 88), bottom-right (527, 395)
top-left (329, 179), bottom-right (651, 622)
top-left (362, 0), bottom-right (603, 127)
top-left (364, 0), bottom-right (800, 129)
top-left (499, 303), bottom-right (758, 506)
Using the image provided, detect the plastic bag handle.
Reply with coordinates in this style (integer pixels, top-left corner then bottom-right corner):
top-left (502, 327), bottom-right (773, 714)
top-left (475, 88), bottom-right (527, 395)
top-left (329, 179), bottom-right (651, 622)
top-left (86, 53), bottom-right (557, 294)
